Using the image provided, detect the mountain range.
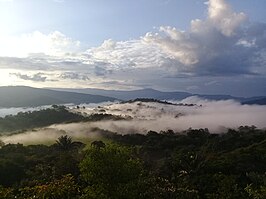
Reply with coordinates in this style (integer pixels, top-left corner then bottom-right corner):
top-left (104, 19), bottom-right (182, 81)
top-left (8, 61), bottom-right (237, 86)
top-left (52, 87), bottom-right (266, 104)
top-left (0, 86), bottom-right (265, 108)
top-left (0, 86), bottom-right (116, 108)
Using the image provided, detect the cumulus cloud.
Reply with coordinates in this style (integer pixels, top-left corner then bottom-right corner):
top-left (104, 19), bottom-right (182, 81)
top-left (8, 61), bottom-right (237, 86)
top-left (84, 0), bottom-right (265, 78)
top-left (0, 0), bottom-right (265, 93)
top-left (86, 39), bottom-right (163, 69)
top-left (143, 27), bottom-right (199, 66)
top-left (141, 0), bottom-right (259, 76)
top-left (207, 0), bottom-right (246, 36)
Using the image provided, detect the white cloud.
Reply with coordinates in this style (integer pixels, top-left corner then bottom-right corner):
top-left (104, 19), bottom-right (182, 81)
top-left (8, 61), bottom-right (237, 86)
top-left (143, 27), bottom-right (199, 66)
top-left (84, 0), bottom-right (263, 78)
top-left (86, 39), bottom-right (163, 69)
top-left (0, 31), bottom-right (81, 57)
top-left (207, 0), bottom-right (246, 36)
top-left (0, 0), bottom-right (265, 93)
top-left (141, 0), bottom-right (250, 75)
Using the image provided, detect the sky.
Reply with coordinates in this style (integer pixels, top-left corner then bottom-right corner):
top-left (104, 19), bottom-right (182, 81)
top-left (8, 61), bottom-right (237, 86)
top-left (0, 0), bottom-right (265, 97)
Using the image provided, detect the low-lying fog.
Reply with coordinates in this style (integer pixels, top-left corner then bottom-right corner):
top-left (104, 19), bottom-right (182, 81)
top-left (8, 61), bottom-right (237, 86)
top-left (0, 102), bottom-right (111, 117)
top-left (0, 106), bottom-right (51, 117)
top-left (1, 97), bottom-right (266, 145)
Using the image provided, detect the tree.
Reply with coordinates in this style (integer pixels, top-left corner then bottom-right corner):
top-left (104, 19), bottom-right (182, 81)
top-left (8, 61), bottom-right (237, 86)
top-left (245, 173), bottom-right (266, 199)
top-left (52, 135), bottom-right (84, 177)
top-left (0, 186), bottom-right (15, 199)
top-left (54, 135), bottom-right (84, 151)
top-left (80, 144), bottom-right (146, 199)
top-left (19, 174), bottom-right (80, 199)
top-left (245, 184), bottom-right (266, 199)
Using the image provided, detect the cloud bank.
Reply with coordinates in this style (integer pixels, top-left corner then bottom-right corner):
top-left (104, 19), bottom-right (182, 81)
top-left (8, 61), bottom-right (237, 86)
top-left (1, 98), bottom-right (266, 145)
top-left (85, 98), bottom-right (266, 134)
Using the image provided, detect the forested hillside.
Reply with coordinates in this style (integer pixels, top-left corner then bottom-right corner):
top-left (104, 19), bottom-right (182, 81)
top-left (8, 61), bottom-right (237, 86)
top-left (0, 127), bottom-right (265, 198)
top-left (0, 105), bottom-right (127, 134)
top-left (0, 105), bottom-right (85, 133)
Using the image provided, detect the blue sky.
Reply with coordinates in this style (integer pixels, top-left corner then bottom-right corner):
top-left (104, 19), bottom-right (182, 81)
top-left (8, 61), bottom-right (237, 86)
top-left (0, 0), bottom-right (207, 45)
top-left (1, 0), bottom-right (265, 45)
top-left (0, 0), bottom-right (266, 96)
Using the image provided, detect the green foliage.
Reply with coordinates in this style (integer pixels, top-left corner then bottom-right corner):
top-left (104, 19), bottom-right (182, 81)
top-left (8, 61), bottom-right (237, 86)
top-left (19, 174), bottom-right (80, 199)
top-left (54, 135), bottom-right (84, 151)
top-left (80, 144), bottom-right (146, 199)
top-left (104, 127), bottom-right (266, 198)
top-left (0, 106), bottom-right (85, 133)
top-left (91, 140), bottom-right (106, 148)
top-left (205, 174), bottom-right (247, 199)
top-left (0, 144), bottom-right (26, 186)
top-left (245, 185), bottom-right (266, 199)
top-left (0, 186), bottom-right (15, 199)
top-left (0, 137), bottom-right (85, 187)
top-left (0, 127), bottom-right (266, 198)
top-left (0, 174), bottom-right (80, 199)
top-left (245, 173), bottom-right (266, 199)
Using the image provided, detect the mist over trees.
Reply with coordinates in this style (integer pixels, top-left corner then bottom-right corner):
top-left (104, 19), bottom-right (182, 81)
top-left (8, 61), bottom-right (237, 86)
top-left (0, 105), bottom-right (127, 134)
top-left (0, 105), bottom-right (84, 133)
top-left (0, 127), bottom-right (265, 198)
top-left (0, 0), bottom-right (265, 197)
top-left (0, 101), bottom-right (265, 198)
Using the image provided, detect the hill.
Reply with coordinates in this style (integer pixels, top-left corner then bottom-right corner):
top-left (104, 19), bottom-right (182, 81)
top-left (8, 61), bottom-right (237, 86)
top-left (0, 86), bottom-right (116, 108)
top-left (53, 88), bottom-right (191, 101)
top-left (53, 88), bottom-right (256, 102)
top-left (242, 97), bottom-right (266, 105)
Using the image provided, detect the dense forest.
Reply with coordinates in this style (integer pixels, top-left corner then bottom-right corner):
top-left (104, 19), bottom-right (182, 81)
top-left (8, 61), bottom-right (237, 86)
top-left (0, 105), bottom-right (126, 133)
top-left (0, 105), bottom-right (84, 133)
top-left (0, 126), bottom-right (265, 198)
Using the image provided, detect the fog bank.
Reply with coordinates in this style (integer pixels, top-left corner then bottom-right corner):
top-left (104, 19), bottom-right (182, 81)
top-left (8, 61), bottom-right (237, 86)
top-left (1, 97), bottom-right (266, 145)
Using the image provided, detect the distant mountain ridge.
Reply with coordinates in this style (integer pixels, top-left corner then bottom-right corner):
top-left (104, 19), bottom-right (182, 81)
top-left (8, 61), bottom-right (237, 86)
top-left (242, 97), bottom-right (266, 105)
top-left (49, 88), bottom-right (210, 101)
top-left (52, 87), bottom-right (266, 104)
top-left (0, 86), bottom-right (116, 108)
top-left (1, 86), bottom-right (265, 108)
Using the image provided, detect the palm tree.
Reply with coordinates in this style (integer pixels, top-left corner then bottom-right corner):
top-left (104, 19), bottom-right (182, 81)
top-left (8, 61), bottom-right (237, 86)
top-left (55, 135), bottom-right (77, 151)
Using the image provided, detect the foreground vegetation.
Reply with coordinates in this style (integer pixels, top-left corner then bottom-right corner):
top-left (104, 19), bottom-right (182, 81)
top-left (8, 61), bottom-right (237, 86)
top-left (0, 126), bottom-right (265, 198)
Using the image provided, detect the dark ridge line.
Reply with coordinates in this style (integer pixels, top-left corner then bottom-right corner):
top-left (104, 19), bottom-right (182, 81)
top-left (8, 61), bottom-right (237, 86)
top-left (121, 98), bottom-right (199, 107)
